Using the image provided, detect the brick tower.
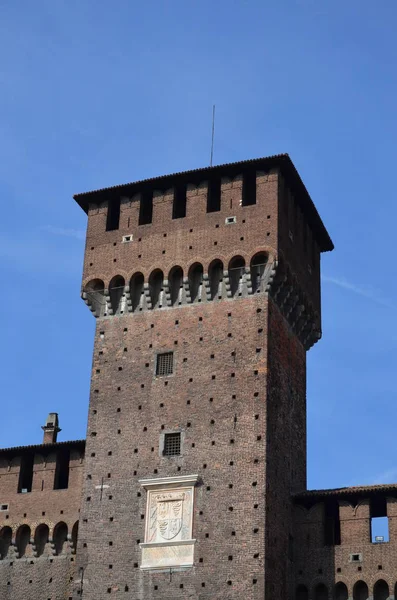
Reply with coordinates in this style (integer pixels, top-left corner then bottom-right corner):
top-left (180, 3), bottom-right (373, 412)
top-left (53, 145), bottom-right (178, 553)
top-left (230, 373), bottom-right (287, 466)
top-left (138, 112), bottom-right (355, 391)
top-left (73, 154), bottom-right (333, 599)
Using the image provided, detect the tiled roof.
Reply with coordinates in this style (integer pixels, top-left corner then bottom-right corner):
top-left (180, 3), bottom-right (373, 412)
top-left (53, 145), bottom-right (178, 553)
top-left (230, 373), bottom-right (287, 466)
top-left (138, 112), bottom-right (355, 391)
top-left (73, 153), bottom-right (334, 252)
top-left (0, 439), bottom-right (85, 456)
top-left (294, 483), bottom-right (397, 502)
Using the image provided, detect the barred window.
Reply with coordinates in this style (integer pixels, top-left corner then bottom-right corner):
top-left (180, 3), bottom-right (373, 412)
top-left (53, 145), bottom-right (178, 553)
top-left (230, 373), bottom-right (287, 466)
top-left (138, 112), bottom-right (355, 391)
top-left (156, 352), bottom-right (174, 376)
top-left (163, 433), bottom-right (181, 456)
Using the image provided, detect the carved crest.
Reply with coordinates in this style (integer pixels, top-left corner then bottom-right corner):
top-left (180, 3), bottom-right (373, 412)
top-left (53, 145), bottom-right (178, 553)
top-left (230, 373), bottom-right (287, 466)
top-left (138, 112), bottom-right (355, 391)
top-left (149, 492), bottom-right (185, 542)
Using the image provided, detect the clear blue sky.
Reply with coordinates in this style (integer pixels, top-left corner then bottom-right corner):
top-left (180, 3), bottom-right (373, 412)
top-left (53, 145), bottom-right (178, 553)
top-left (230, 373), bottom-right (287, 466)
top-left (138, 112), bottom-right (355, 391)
top-left (1, 0), bottom-right (396, 492)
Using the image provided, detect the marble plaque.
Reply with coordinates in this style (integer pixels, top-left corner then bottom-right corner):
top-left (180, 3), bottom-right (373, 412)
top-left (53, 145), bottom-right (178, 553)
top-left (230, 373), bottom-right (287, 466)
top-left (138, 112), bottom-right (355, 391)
top-left (139, 474), bottom-right (198, 570)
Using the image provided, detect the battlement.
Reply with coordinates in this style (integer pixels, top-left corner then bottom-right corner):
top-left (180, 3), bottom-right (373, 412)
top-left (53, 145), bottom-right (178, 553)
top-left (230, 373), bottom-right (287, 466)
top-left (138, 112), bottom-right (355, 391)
top-left (76, 154), bottom-right (333, 350)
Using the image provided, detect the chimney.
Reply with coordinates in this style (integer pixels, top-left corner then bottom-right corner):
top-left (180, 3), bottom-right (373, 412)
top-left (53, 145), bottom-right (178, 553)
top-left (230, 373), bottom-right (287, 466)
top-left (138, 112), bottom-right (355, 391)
top-left (41, 413), bottom-right (61, 444)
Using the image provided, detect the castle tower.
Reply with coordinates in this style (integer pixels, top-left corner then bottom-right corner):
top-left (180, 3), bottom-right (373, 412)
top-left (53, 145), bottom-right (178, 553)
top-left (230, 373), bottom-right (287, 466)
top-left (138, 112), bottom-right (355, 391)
top-left (73, 154), bottom-right (333, 599)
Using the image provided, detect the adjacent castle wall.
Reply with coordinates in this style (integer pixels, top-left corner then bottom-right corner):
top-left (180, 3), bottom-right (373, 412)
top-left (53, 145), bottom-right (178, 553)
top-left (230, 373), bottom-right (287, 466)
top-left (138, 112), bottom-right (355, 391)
top-left (0, 442), bottom-right (84, 599)
top-left (293, 492), bottom-right (397, 599)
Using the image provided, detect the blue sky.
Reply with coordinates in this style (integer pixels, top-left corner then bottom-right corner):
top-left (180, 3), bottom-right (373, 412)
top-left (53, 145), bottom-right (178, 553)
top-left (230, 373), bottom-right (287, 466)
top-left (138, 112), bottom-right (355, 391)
top-left (0, 0), bottom-right (396, 491)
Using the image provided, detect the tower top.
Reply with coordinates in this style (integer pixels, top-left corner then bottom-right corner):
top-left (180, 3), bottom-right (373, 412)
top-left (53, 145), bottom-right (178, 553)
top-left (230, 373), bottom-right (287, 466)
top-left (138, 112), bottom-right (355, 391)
top-left (74, 153), bottom-right (333, 253)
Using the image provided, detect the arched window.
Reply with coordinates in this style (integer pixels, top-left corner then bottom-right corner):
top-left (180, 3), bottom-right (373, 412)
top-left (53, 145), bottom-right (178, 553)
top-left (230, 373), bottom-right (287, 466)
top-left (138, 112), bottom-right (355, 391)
top-left (228, 256), bottom-right (246, 297)
top-left (34, 524), bottom-right (49, 557)
top-left (188, 263), bottom-right (203, 303)
top-left (314, 583), bottom-right (328, 600)
top-left (168, 266), bottom-right (183, 306)
top-left (373, 580), bottom-right (389, 600)
top-left (130, 272), bottom-right (144, 312)
top-left (71, 521), bottom-right (79, 554)
top-left (296, 584), bottom-right (309, 600)
top-left (353, 581), bottom-right (369, 600)
top-left (16, 524), bottom-right (31, 558)
top-left (109, 275), bottom-right (125, 314)
top-left (334, 582), bottom-right (348, 600)
top-left (0, 526), bottom-right (12, 559)
top-left (250, 252), bottom-right (268, 293)
top-left (208, 260), bottom-right (224, 300)
top-left (84, 279), bottom-right (105, 317)
top-left (53, 522), bottom-right (68, 556)
top-left (149, 270), bottom-right (164, 309)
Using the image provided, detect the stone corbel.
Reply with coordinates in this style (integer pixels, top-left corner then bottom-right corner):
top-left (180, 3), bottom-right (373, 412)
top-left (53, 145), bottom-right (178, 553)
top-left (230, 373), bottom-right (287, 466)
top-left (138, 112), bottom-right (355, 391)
top-left (163, 279), bottom-right (171, 307)
top-left (224, 270), bottom-right (232, 298)
top-left (124, 285), bottom-right (133, 313)
top-left (143, 283), bottom-right (152, 310)
top-left (103, 289), bottom-right (111, 316)
top-left (202, 273), bottom-right (211, 301)
top-left (183, 277), bottom-right (192, 303)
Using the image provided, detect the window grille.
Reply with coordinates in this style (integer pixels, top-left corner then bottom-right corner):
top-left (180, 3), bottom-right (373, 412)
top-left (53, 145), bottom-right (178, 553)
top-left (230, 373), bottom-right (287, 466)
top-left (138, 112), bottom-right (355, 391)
top-left (156, 352), bottom-right (174, 376)
top-left (163, 433), bottom-right (181, 456)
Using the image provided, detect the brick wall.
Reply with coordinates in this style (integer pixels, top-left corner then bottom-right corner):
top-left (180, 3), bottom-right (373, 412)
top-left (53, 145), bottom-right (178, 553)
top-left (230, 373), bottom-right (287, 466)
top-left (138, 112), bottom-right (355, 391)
top-left (0, 444), bottom-right (84, 599)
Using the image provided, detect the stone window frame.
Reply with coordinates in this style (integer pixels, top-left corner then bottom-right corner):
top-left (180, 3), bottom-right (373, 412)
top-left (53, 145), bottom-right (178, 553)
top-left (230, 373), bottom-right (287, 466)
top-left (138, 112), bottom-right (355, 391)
top-left (139, 474), bottom-right (199, 571)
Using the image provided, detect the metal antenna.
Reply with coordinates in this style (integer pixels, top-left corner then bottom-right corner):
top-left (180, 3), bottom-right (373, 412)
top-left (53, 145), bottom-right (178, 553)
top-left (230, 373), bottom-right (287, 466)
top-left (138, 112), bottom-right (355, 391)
top-left (210, 104), bottom-right (215, 167)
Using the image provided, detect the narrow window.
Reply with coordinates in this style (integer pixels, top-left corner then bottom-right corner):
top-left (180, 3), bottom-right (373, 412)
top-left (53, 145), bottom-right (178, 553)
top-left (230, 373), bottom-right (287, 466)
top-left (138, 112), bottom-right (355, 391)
top-left (163, 432), bottom-right (181, 456)
top-left (242, 170), bottom-right (256, 206)
top-left (172, 184), bottom-right (187, 219)
top-left (54, 448), bottom-right (70, 490)
top-left (18, 454), bottom-right (34, 493)
top-left (324, 499), bottom-right (341, 545)
top-left (156, 352), bottom-right (174, 376)
top-left (371, 496), bottom-right (389, 543)
top-left (139, 190), bottom-right (153, 225)
top-left (207, 178), bottom-right (221, 212)
top-left (106, 198), bottom-right (121, 231)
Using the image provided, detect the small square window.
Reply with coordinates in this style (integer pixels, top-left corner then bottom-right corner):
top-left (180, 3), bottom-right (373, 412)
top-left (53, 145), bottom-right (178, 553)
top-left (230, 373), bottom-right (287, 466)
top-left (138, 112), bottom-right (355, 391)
top-left (163, 433), bottom-right (181, 456)
top-left (156, 352), bottom-right (174, 376)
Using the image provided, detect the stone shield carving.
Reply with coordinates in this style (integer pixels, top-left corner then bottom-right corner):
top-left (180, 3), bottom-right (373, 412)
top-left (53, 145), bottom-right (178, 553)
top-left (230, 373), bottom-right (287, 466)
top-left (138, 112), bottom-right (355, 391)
top-left (139, 474), bottom-right (198, 570)
top-left (149, 492), bottom-right (184, 542)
